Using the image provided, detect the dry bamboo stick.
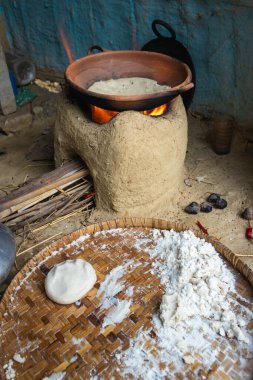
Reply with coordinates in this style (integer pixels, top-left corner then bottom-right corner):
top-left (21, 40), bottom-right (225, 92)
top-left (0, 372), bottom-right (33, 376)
top-left (17, 190), bottom-right (62, 212)
top-left (0, 167), bottom-right (89, 218)
top-left (63, 181), bottom-right (91, 194)
top-left (1, 160), bottom-right (84, 203)
top-left (59, 180), bottom-right (91, 194)
top-left (25, 180), bottom-right (90, 208)
top-left (40, 185), bottom-right (92, 219)
top-left (16, 232), bottom-right (63, 257)
top-left (17, 176), bottom-right (86, 212)
top-left (2, 180), bottom-right (92, 225)
top-left (16, 231), bottom-right (28, 255)
top-left (14, 194), bottom-right (79, 227)
top-left (41, 185), bottom-right (92, 222)
top-left (35, 196), bottom-right (93, 224)
top-left (42, 199), bottom-right (80, 223)
top-left (0, 168), bottom-right (89, 217)
top-left (5, 209), bottom-right (42, 225)
top-left (31, 203), bottom-right (93, 233)
top-left (55, 187), bottom-right (68, 196)
top-left (53, 187), bottom-right (92, 217)
top-left (2, 191), bottom-right (69, 222)
top-left (6, 198), bottom-right (69, 228)
top-left (0, 169), bottom-right (89, 219)
top-left (2, 187), bottom-right (65, 218)
top-left (14, 198), bottom-right (93, 233)
top-left (64, 180), bottom-right (87, 192)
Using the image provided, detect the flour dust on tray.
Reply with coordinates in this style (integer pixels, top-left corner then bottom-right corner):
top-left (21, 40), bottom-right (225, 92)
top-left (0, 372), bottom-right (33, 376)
top-left (114, 229), bottom-right (253, 379)
top-left (88, 77), bottom-right (170, 96)
top-left (97, 259), bottom-right (139, 329)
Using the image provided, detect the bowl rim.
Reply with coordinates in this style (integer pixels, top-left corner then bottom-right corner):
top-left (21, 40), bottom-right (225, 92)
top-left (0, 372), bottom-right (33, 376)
top-left (65, 50), bottom-right (193, 102)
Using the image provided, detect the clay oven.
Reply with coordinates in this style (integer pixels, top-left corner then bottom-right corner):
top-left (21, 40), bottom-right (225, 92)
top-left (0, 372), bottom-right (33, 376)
top-left (54, 94), bottom-right (188, 218)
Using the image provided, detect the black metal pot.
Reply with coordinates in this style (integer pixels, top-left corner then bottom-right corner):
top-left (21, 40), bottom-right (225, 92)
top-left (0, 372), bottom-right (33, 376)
top-left (0, 223), bottom-right (16, 285)
top-left (141, 19), bottom-right (196, 109)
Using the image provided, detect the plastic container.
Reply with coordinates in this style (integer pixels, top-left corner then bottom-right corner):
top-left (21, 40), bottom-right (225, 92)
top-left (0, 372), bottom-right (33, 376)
top-left (8, 70), bottom-right (17, 96)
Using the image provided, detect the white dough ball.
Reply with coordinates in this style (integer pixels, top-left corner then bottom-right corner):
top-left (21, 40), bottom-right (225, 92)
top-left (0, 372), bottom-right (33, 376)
top-left (45, 259), bottom-right (97, 304)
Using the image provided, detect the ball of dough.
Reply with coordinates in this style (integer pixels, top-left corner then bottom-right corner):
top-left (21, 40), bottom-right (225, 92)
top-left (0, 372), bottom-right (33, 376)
top-left (45, 259), bottom-right (97, 304)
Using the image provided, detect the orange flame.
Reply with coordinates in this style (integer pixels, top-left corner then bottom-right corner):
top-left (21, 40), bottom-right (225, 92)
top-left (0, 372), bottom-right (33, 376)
top-left (59, 28), bottom-right (74, 63)
top-left (91, 106), bottom-right (119, 124)
top-left (143, 103), bottom-right (168, 116)
top-left (91, 104), bottom-right (168, 124)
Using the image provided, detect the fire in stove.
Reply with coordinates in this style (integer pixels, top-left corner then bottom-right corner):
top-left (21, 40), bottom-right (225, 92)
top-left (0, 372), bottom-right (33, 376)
top-left (143, 103), bottom-right (168, 116)
top-left (90, 103), bottom-right (169, 124)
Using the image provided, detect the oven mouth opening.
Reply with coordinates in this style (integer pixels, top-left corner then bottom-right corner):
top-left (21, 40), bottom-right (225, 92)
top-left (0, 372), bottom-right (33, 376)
top-left (90, 102), bottom-right (171, 124)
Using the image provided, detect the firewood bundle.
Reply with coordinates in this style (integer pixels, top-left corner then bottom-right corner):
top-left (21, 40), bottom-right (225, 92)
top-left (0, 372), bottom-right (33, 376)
top-left (0, 161), bottom-right (94, 232)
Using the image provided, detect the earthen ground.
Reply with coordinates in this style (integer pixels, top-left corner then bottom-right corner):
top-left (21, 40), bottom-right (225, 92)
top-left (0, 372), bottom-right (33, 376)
top-left (0, 87), bottom-right (252, 294)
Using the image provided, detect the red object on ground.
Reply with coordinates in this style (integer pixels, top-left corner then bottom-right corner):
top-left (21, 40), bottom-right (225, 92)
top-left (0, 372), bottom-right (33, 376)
top-left (84, 192), bottom-right (96, 199)
top-left (246, 227), bottom-right (253, 240)
top-left (196, 221), bottom-right (208, 235)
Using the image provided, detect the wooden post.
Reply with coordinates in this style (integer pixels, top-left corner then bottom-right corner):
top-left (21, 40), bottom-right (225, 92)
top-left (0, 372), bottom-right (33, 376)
top-left (0, 42), bottom-right (16, 115)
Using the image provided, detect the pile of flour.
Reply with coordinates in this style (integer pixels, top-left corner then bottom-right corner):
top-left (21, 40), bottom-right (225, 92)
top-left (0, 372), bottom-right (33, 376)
top-left (115, 229), bottom-right (252, 379)
top-left (88, 77), bottom-right (170, 96)
top-left (155, 229), bottom-right (249, 341)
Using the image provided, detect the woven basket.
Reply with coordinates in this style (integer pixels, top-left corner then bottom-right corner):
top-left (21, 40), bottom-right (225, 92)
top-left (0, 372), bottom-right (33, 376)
top-left (0, 218), bottom-right (252, 380)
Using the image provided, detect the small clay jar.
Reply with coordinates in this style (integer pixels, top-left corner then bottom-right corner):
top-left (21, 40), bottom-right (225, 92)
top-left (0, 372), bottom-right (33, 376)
top-left (211, 114), bottom-right (234, 155)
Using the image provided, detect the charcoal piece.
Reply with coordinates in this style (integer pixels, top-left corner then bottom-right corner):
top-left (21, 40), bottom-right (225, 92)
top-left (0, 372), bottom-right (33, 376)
top-left (200, 202), bottom-right (212, 213)
top-left (207, 193), bottom-right (220, 203)
top-left (185, 202), bottom-right (200, 214)
top-left (215, 198), bottom-right (227, 209)
top-left (242, 207), bottom-right (253, 220)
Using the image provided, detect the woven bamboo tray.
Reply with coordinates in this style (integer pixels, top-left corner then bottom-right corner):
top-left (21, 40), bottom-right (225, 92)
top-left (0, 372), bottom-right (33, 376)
top-left (0, 218), bottom-right (253, 380)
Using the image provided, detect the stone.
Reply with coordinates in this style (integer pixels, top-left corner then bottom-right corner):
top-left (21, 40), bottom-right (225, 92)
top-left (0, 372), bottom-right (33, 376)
top-left (1, 111), bottom-right (33, 135)
top-left (54, 95), bottom-right (187, 217)
top-left (0, 104), bottom-right (33, 134)
top-left (32, 105), bottom-right (43, 115)
top-left (31, 89), bottom-right (58, 118)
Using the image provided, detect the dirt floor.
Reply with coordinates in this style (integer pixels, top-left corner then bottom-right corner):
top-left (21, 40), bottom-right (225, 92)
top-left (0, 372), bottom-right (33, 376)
top-left (0, 86), bottom-right (253, 295)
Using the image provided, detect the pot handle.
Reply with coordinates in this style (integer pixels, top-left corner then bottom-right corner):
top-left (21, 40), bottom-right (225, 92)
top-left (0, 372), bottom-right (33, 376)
top-left (87, 45), bottom-right (110, 55)
top-left (152, 19), bottom-right (176, 40)
top-left (172, 82), bottom-right (194, 94)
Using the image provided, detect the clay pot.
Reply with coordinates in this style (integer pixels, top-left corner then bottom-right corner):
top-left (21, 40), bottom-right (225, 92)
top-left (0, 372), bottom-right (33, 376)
top-left (66, 49), bottom-right (194, 111)
top-left (211, 114), bottom-right (234, 155)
